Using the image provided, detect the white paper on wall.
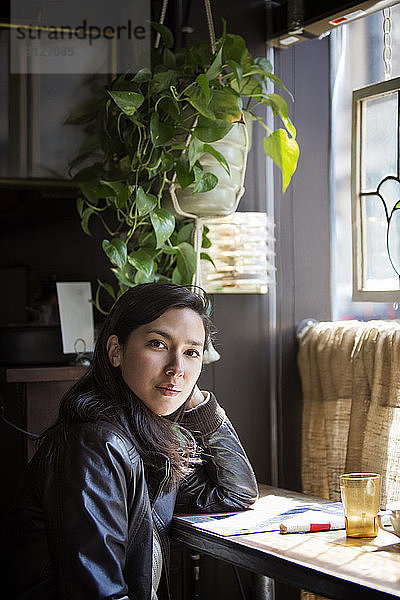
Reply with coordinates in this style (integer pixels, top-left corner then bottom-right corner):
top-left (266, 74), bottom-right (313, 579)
top-left (56, 282), bottom-right (94, 354)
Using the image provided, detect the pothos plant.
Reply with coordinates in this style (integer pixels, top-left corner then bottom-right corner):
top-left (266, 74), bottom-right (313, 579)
top-left (67, 21), bottom-right (299, 312)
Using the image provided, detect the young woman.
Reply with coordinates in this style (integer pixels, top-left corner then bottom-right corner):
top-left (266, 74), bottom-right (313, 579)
top-left (6, 282), bottom-right (258, 600)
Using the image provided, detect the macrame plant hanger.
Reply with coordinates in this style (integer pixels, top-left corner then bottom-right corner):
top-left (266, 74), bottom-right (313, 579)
top-left (156, 0), bottom-right (250, 363)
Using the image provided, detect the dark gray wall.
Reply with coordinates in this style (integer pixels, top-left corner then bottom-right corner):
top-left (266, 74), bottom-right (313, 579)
top-left (274, 36), bottom-right (332, 491)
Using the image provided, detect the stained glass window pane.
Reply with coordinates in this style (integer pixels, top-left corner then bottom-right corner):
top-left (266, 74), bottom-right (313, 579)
top-left (362, 93), bottom-right (398, 192)
top-left (361, 193), bottom-right (399, 290)
top-left (352, 77), bottom-right (400, 298)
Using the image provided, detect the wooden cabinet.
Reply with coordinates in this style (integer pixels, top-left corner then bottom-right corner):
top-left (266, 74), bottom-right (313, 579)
top-left (0, 366), bottom-right (86, 513)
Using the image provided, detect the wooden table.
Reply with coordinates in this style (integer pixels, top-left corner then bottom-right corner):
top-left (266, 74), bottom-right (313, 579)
top-left (171, 485), bottom-right (400, 600)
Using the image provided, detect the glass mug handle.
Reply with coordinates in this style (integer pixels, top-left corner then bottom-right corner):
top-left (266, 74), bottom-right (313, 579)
top-left (377, 510), bottom-right (396, 534)
top-left (377, 511), bottom-right (387, 532)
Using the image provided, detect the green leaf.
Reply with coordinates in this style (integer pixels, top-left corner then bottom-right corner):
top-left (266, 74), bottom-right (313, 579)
top-left (177, 222), bottom-right (194, 243)
top-left (196, 74), bottom-right (210, 104)
top-left (200, 252), bottom-right (216, 269)
top-left (264, 93), bottom-right (288, 120)
top-left (138, 228), bottom-right (157, 250)
top-left (98, 280), bottom-right (116, 299)
top-left (111, 268), bottom-right (135, 287)
top-left (73, 163), bottom-right (104, 182)
top-left (223, 34), bottom-right (251, 67)
top-left (263, 129), bottom-right (300, 193)
top-left (151, 22), bottom-right (174, 49)
top-left (112, 79), bottom-right (141, 92)
top-left (161, 151), bottom-right (174, 172)
top-left (163, 48), bottom-right (176, 69)
top-left (80, 180), bottom-right (116, 203)
top-left (242, 65), bottom-right (272, 79)
top-left (193, 165), bottom-right (218, 193)
top-left (201, 233), bottom-right (212, 249)
top-left (172, 266), bottom-right (183, 284)
top-left (158, 95), bottom-right (180, 120)
top-left (133, 68), bottom-right (152, 83)
top-left (221, 17), bottom-right (227, 43)
top-left (102, 238), bottom-right (127, 269)
top-left (150, 112), bottom-right (175, 147)
top-left (281, 115), bottom-right (297, 140)
top-left (254, 56), bottom-right (273, 73)
top-left (176, 242), bottom-right (196, 284)
top-left (101, 180), bottom-right (131, 209)
top-left (135, 269), bottom-right (156, 284)
top-left (128, 249), bottom-right (154, 278)
top-left (176, 155), bottom-right (195, 189)
top-left (159, 245), bottom-right (178, 254)
top-left (203, 143), bottom-right (230, 175)
top-left (110, 73), bottom-right (127, 87)
top-left (119, 155), bottom-right (131, 171)
top-left (205, 45), bottom-right (223, 80)
top-left (146, 148), bottom-right (162, 177)
top-left (81, 207), bottom-right (94, 236)
top-left (108, 91), bottom-right (144, 117)
top-left (188, 137), bottom-right (204, 170)
top-left (150, 208), bottom-right (175, 247)
top-left (64, 98), bottom-right (100, 125)
top-left (209, 89), bottom-right (242, 123)
top-left (170, 141), bottom-right (186, 150)
top-left (237, 76), bottom-right (262, 97)
top-left (194, 116), bottom-right (233, 142)
top-left (136, 187), bottom-right (157, 216)
top-left (76, 197), bottom-right (84, 217)
top-left (265, 72), bottom-right (294, 101)
top-left (185, 85), bottom-right (215, 120)
top-left (227, 60), bottom-right (243, 89)
top-left (149, 70), bottom-right (177, 94)
top-left (260, 95), bottom-right (296, 137)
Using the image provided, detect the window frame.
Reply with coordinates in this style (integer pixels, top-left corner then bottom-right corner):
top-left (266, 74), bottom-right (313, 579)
top-left (351, 75), bottom-right (400, 301)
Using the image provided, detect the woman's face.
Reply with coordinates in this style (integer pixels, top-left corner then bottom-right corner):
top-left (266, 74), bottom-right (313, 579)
top-left (107, 307), bottom-right (205, 415)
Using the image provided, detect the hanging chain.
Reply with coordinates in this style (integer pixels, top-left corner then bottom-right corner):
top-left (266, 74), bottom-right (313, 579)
top-left (203, 0), bottom-right (216, 54)
top-left (154, 0), bottom-right (169, 49)
top-left (383, 7), bottom-right (393, 81)
top-left (155, 0), bottom-right (216, 54)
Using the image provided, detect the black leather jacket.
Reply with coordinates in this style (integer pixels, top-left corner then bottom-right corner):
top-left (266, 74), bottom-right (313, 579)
top-left (5, 394), bottom-right (258, 600)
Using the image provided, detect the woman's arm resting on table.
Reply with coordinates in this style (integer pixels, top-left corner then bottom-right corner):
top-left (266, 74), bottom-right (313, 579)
top-left (175, 391), bottom-right (258, 514)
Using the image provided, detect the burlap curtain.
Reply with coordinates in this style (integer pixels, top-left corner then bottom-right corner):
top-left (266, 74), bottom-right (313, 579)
top-left (297, 320), bottom-right (400, 600)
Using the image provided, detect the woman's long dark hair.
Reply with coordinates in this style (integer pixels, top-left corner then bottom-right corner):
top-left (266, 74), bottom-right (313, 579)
top-left (43, 282), bottom-right (214, 485)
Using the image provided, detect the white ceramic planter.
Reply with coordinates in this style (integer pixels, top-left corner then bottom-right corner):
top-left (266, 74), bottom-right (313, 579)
top-left (169, 115), bottom-right (251, 219)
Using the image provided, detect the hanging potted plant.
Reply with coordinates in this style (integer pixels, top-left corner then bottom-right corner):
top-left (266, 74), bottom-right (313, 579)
top-left (67, 20), bottom-right (299, 310)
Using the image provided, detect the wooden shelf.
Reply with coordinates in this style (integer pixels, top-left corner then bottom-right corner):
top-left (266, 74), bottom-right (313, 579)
top-left (4, 365), bottom-right (87, 383)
